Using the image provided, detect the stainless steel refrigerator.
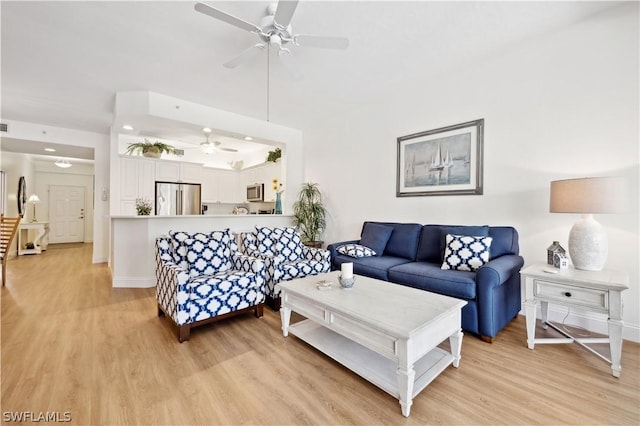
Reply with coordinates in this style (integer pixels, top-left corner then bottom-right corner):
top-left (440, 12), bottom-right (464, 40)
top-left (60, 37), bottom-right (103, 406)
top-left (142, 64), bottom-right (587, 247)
top-left (155, 181), bottom-right (201, 215)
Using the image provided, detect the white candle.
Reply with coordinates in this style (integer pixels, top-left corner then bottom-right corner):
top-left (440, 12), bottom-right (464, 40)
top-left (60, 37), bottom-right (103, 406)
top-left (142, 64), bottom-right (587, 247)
top-left (341, 262), bottom-right (353, 279)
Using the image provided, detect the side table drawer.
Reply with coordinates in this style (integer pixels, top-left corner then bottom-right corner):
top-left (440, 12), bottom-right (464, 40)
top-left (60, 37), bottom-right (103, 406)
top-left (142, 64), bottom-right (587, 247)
top-left (534, 280), bottom-right (608, 312)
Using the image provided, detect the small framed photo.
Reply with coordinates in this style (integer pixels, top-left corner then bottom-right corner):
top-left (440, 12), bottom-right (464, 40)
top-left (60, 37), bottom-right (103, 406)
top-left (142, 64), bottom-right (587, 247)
top-left (396, 119), bottom-right (484, 197)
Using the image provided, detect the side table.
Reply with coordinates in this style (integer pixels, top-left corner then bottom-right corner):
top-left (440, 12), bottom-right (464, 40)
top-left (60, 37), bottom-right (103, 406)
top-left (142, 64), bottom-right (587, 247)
top-left (17, 222), bottom-right (50, 255)
top-left (521, 263), bottom-right (629, 377)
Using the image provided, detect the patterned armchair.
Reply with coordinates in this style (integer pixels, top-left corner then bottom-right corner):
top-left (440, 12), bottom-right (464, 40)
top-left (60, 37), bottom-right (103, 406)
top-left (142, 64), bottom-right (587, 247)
top-left (155, 229), bottom-right (266, 342)
top-left (239, 226), bottom-right (331, 310)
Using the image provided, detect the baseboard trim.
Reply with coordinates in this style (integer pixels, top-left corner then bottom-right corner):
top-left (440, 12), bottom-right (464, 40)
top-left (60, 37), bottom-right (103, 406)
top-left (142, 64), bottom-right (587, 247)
top-left (112, 277), bottom-right (154, 288)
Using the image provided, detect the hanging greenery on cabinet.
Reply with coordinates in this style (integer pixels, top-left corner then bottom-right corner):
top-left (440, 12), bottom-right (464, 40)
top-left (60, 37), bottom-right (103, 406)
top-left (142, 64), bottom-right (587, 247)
top-left (125, 139), bottom-right (176, 158)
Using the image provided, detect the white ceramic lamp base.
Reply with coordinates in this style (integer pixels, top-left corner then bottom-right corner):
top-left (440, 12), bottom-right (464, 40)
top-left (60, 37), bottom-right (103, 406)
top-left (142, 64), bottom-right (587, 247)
top-left (568, 214), bottom-right (608, 271)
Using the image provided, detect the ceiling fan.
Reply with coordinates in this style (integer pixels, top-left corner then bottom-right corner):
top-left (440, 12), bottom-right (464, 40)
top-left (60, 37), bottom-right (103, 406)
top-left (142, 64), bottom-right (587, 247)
top-left (194, 1), bottom-right (349, 78)
top-left (200, 133), bottom-right (238, 154)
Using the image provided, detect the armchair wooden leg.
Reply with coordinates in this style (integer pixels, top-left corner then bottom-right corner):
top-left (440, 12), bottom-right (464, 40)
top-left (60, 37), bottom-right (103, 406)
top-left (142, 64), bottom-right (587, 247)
top-left (178, 325), bottom-right (190, 343)
top-left (254, 303), bottom-right (264, 318)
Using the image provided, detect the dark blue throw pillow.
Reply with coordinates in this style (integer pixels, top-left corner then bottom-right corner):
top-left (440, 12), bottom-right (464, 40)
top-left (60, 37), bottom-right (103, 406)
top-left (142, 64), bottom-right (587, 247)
top-left (360, 223), bottom-right (394, 256)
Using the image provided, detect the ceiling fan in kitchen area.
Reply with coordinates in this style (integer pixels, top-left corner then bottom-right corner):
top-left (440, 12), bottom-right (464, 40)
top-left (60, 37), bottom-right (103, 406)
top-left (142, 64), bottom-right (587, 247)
top-left (199, 133), bottom-right (238, 154)
top-left (194, 0), bottom-right (349, 78)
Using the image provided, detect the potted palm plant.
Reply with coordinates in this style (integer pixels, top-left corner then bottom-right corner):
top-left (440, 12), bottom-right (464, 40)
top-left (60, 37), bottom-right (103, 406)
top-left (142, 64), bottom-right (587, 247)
top-left (292, 182), bottom-right (327, 248)
top-left (125, 139), bottom-right (176, 158)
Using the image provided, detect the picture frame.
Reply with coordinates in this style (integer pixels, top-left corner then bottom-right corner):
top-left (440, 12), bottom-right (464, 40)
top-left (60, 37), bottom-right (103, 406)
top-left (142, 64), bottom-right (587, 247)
top-left (396, 119), bottom-right (484, 197)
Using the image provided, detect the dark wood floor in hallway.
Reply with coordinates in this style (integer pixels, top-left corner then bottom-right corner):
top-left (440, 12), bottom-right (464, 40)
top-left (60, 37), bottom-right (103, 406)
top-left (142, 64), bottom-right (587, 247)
top-left (2, 243), bottom-right (639, 425)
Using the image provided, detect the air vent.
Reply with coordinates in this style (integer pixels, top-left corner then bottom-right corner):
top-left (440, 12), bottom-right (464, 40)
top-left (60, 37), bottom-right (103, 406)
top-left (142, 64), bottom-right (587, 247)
top-left (0, 123), bottom-right (7, 132)
top-left (174, 149), bottom-right (185, 156)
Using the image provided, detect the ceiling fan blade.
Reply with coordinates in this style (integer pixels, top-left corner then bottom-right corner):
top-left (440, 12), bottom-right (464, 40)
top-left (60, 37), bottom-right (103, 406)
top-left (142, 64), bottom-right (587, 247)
top-left (278, 49), bottom-right (303, 81)
top-left (219, 147), bottom-right (239, 153)
top-left (194, 3), bottom-right (262, 33)
top-left (274, 0), bottom-right (299, 29)
top-left (294, 34), bottom-right (349, 50)
top-left (223, 43), bottom-right (265, 68)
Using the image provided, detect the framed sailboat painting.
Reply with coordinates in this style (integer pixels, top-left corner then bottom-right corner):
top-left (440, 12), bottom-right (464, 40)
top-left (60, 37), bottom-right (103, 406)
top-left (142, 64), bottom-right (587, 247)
top-left (396, 119), bottom-right (484, 197)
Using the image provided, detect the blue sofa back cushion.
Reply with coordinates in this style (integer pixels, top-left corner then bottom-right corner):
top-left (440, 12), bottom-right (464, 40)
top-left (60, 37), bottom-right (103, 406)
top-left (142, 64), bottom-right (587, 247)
top-left (361, 222), bottom-right (422, 260)
top-left (359, 223), bottom-right (393, 256)
top-left (487, 226), bottom-right (520, 258)
top-left (416, 225), bottom-right (489, 263)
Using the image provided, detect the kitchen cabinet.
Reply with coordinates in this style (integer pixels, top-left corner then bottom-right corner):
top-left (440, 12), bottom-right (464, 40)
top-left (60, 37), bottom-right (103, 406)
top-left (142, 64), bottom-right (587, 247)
top-left (201, 169), bottom-right (240, 203)
top-left (119, 157), bottom-right (155, 214)
top-left (239, 162), bottom-right (282, 202)
top-left (155, 161), bottom-right (203, 183)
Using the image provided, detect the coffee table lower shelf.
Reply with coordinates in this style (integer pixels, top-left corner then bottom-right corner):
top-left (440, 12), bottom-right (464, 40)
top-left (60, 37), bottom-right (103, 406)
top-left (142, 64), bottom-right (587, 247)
top-left (289, 319), bottom-right (454, 403)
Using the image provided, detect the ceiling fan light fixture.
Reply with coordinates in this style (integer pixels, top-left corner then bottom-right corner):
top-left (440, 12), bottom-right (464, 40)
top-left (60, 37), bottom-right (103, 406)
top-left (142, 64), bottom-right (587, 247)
top-left (203, 127), bottom-right (212, 133)
top-left (200, 142), bottom-right (217, 155)
top-left (55, 158), bottom-right (72, 168)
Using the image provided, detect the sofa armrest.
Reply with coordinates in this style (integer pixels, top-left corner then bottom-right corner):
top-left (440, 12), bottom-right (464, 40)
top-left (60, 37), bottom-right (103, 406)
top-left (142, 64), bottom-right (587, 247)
top-left (231, 252), bottom-right (266, 275)
top-left (326, 239), bottom-right (360, 259)
top-left (476, 255), bottom-right (525, 291)
top-left (155, 256), bottom-right (191, 326)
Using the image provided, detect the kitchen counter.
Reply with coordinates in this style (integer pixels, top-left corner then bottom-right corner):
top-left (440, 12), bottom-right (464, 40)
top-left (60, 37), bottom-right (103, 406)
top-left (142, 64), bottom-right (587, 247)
top-left (110, 214), bottom-right (294, 288)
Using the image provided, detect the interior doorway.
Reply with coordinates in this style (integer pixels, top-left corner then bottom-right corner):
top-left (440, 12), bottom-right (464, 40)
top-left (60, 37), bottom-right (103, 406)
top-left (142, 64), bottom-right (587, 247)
top-left (48, 185), bottom-right (86, 244)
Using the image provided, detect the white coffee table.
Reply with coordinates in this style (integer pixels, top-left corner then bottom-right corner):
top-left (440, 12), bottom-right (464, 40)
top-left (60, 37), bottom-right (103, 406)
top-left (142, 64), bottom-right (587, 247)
top-left (279, 271), bottom-right (467, 417)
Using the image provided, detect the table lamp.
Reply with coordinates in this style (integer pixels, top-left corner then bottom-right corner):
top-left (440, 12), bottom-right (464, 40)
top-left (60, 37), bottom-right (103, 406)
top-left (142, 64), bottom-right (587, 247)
top-left (28, 194), bottom-right (41, 222)
top-left (549, 177), bottom-right (627, 271)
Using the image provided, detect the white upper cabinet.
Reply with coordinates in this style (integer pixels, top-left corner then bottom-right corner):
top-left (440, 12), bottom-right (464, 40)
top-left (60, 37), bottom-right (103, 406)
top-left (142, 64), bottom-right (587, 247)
top-left (118, 156), bottom-right (156, 215)
top-left (201, 169), bottom-right (239, 203)
top-left (155, 161), bottom-right (203, 183)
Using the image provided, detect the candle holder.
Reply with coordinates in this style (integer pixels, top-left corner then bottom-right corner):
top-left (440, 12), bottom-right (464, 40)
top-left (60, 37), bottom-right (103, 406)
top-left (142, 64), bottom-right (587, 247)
top-left (339, 275), bottom-right (355, 290)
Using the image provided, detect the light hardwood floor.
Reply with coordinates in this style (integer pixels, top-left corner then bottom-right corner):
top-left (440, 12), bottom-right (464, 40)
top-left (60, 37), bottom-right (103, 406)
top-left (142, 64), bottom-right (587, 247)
top-left (2, 243), bottom-right (639, 425)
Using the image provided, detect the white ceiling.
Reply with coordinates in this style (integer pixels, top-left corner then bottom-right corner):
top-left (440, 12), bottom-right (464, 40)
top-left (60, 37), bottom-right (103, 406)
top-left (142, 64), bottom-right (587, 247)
top-left (0, 1), bottom-right (620, 159)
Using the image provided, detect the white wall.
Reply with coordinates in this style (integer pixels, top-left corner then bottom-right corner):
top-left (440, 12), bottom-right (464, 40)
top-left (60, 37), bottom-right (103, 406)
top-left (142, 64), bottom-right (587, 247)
top-left (34, 161), bottom-right (95, 242)
top-left (2, 120), bottom-right (110, 263)
top-left (302, 4), bottom-right (639, 341)
top-left (0, 152), bottom-right (36, 255)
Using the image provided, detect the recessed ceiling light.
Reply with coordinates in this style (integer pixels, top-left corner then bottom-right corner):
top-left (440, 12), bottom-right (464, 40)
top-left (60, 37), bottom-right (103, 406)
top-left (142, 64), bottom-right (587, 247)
top-left (44, 148), bottom-right (56, 152)
top-left (244, 136), bottom-right (253, 141)
top-left (122, 124), bottom-right (134, 130)
top-left (203, 127), bottom-right (212, 133)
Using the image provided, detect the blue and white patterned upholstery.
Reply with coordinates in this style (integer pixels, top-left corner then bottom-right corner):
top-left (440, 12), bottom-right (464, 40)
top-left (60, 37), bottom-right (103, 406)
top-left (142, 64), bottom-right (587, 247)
top-left (240, 227), bottom-right (331, 302)
top-left (155, 231), bottom-right (266, 341)
top-left (441, 234), bottom-right (493, 272)
top-left (337, 243), bottom-right (376, 258)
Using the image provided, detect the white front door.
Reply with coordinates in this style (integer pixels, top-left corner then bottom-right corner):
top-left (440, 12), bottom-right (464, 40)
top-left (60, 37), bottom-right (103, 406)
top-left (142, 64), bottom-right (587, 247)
top-left (49, 185), bottom-right (85, 244)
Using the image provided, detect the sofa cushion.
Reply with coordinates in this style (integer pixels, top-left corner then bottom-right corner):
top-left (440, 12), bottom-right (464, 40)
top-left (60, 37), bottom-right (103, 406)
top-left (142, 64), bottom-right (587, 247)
top-left (361, 222), bottom-right (422, 260)
top-left (359, 223), bottom-right (393, 256)
top-left (333, 254), bottom-right (412, 281)
top-left (337, 244), bottom-right (376, 258)
top-left (256, 226), bottom-right (303, 261)
top-left (188, 269), bottom-right (258, 299)
top-left (169, 230), bottom-right (227, 270)
top-left (388, 262), bottom-right (477, 300)
top-left (183, 230), bottom-right (234, 277)
top-left (441, 234), bottom-right (493, 272)
top-left (488, 227), bottom-right (520, 258)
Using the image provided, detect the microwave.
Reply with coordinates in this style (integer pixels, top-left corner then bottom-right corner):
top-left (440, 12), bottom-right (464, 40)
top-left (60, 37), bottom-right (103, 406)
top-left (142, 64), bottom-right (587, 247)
top-left (247, 183), bottom-right (264, 202)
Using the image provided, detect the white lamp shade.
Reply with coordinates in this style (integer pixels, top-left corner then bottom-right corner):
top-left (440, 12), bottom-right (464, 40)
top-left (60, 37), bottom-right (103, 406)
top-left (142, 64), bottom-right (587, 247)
top-left (28, 194), bottom-right (41, 203)
top-left (550, 177), bottom-right (627, 213)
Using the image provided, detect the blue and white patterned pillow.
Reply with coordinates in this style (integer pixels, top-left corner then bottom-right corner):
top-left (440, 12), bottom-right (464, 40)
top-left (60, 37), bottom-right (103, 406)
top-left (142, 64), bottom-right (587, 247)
top-left (256, 227), bottom-right (303, 262)
top-left (337, 244), bottom-right (376, 258)
top-left (183, 230), bottom-right (234, 277)
top-left (441, 234), bottom-right (493, 272)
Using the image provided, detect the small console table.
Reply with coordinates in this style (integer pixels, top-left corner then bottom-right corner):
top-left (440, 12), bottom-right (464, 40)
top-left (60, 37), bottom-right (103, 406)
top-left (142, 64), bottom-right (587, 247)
top-left (17, 222), bottom-right (50, 255)
top-left (521, 263), bottom-right (629, 377)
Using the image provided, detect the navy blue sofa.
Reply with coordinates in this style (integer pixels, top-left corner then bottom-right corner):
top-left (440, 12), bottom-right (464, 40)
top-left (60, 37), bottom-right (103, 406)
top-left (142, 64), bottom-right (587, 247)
top-left (327, 222), bottom-right (524, 342)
